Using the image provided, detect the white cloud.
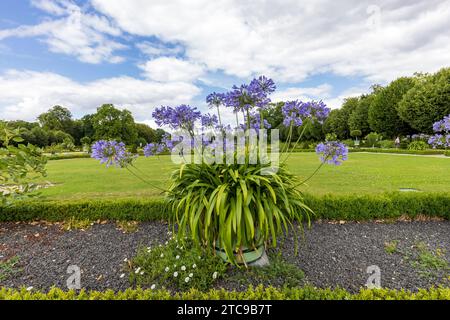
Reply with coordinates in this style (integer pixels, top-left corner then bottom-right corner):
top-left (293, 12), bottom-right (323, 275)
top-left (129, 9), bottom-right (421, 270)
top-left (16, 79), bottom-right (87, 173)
top-left (0, 70), bottom-right (201, 121)
top-left (92, 0), bottom-right (450, 83)
top-left (271, 84), bottom-right (333, 103)
top-left (136, 41), bottom-right (183, 57)
top-left (0, 0), bottom-right (126, 64)
top-left (139, 57), bottom-right (205, 82)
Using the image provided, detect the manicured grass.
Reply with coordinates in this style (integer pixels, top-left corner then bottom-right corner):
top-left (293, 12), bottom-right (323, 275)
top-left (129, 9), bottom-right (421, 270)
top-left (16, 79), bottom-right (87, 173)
top-left (38, 153), bottom-right (450, 200)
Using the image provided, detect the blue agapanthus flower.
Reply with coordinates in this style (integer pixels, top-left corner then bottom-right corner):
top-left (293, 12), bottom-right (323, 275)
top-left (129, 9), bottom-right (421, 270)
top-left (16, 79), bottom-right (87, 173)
top-left (201, 113), bottom-right (219, 128)
top-left (428, 114), bottom-right (450, 148)
top-left (224, 76), bottom-right (276, 112)
top-left (282, 100), bottom-right (330, 127)
top-left (143, 142), bottom-right (166, 157)
top-left (91, 140), bottom-right (134, 167)
top-left (152, 105), bottom-right (201, 131)
top-left (315, 141), bottom-right (348, 165)
top-left (206, 92), bottom-right (225, 108)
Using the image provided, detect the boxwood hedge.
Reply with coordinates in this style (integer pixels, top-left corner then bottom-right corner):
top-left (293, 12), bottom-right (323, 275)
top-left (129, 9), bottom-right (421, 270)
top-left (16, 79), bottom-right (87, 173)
top-left (0, 285), bottom-right (449, 300)
top-left (0, 192), bottom-right (448, 222)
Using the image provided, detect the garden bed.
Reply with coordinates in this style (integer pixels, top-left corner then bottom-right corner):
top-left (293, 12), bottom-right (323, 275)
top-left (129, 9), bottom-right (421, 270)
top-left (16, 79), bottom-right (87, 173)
top-left (1, 220), bottom-right (448, 293)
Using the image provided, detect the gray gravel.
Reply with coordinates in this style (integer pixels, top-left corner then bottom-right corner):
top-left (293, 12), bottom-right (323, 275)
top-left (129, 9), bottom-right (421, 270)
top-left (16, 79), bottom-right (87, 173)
top-left (0, 220), bottom-right (449, 292)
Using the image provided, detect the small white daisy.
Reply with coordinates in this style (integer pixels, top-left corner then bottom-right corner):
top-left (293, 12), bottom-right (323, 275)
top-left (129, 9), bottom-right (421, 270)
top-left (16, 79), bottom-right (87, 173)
top-left (189, 273), bottom-right (193, 278)
top-left (212, 271), bottom-right (218, 279)
top-left (135, 267), bottom-right (141, 274)
top-left (192, 264), bottom-right (197, 269)
top-left (185, 277), bottom-right (190, 283)
top-left (140, 271), bottom-right (144, 275)
top-left (151, 284), bottom-right (156, 290)
top-left (160, 253), bottom-right (164, 258)
top-left (26, 286), bottom-right (33, 291)
top-left (173, 272), bottom-right (178, 277)
top-left (165, 267), bottom-right (170, 272)
top-left (181, 266), bottom-right (186, 271)
top-left (165, 241), bottom-right (168, 245)
top-left (176, 255), bottom-right (180, 260)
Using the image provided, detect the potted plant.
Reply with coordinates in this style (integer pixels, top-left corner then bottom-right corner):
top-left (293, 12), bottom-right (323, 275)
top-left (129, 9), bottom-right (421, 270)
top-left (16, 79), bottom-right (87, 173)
top-left (92, 76), bottom-right (348, 266)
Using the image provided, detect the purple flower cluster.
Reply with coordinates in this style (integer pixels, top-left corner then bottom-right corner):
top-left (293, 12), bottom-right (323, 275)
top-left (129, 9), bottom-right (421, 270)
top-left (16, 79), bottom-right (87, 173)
top-left (223, 76), bottom-right (276, 112)
top-left (315, 141), bottom-right (348, 165)
top-left (242, 112), bottom-right (272, 131)
top-left (201, 113), bottom-right (219, 128)
top-left (152, 105), bottom-right (201, 131)
top-left (428, 115), bottom-right (450, 148)
top-left (206, 92), bottom-right (225, 108)
top-left (411, 133), bottom-right (430, 141)
top-left (91, 140), bottom-right (134, 167)
top-left (143, 143), bottom-right (165, 157)
top-left (282, 100), bottom-right (330, 127)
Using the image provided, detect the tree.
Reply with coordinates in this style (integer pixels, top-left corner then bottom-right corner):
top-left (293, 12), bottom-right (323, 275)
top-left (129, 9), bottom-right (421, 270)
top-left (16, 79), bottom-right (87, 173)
top-left (135, 123), bottom-right (156, 143)
top-left (368, 77), bottom-right (415, 137)
top-left (348, 94), bottom-right (374, 136)
top-left (80, 114), bottom-right (95, 139)
top-left (28, 127), bottom-right (49, 147)
top-left (398, 68), bottom-right (450, 133)
top-left (323, 98), bottom-right (358, 139)
top-left (92, 104), bottom-right (138, 145)
top-left (38, 105), bottom-right (74, 133)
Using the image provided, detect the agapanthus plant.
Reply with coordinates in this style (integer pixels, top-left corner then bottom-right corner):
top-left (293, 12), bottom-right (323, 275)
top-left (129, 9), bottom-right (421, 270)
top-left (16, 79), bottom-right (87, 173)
top-left (92, 76), bottom-right (348, 265)
top-left (428, 115), bottom-right (450, 149)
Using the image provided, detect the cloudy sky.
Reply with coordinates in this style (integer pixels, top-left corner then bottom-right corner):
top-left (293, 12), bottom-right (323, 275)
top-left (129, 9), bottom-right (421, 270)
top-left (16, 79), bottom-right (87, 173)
top-left (0, 0), bottom-right (449, 125)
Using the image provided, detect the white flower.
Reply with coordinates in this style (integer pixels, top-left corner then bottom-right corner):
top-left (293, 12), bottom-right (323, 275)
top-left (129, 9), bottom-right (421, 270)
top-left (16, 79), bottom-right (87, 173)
top-left (189, 273), bottom-right (193, 278)
top-left (160, 253), bottom-right (164, 258)
top-left (135, 267), bottom-right (141, 274)
top-left (181, 266), bottom-right (186, 271)
top-left (192, 264), bottom-right (197, 269)
top-left (159, 244), bottom-right (162, 247)
top-left (151, 284), bottom-right (156, 290)
top-left (120, 273), bottom-right (125, 278)
top-left (140, 271), bottom-right (144, 275)
top-left (176, 255), bottom-right (180, 260)
top-left (147, 246), bottom-right (151, 250)
top-left (198, 256), bottom-right (201, 259)
top-left (212, 272), bottom-right (218, 279)
top-left (123, 258), bottom-right (128, 262)
top-left (173, 272), bottom-right (178, 277)
top-left (26, 286), bottom-right (33, 291)
top-left (185, 277), bottom-right (190, 283)
top-left (165, 241), bottom-right (168, 245)
top-left (165, 267), bottom-right (170, 272)
top-left (173, 264), bottom-right (177, 268)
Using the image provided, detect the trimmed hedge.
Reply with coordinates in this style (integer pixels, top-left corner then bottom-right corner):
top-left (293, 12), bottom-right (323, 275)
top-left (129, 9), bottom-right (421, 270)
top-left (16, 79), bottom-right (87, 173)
top-left (0, 193), bottom-right (449, 222)
top-left (348, 148), bottom-right (445, 155)
top-left (0, 285), bottom-right (449, 300)
top-left (47, 153), bottom-right (91, 161)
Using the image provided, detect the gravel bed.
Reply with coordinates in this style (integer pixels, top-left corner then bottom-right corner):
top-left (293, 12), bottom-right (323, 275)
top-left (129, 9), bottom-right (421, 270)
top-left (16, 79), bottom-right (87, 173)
top-left (0, 220), bottom-right (449, 292)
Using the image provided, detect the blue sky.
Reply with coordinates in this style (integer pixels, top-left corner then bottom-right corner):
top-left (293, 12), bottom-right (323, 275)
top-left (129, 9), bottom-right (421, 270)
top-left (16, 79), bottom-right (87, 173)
top-left (0, 0), bottom-right (449, 125)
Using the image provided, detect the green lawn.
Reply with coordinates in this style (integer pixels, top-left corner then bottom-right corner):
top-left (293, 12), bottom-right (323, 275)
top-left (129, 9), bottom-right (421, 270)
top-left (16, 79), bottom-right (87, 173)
top-left (38, 153), bottom-right (450, 200)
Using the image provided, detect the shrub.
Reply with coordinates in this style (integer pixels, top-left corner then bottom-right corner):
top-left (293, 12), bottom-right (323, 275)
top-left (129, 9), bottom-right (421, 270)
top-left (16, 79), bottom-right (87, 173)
top-left (1, 193), bottom-right (449, 222)
top-left (379, 140), bottom-right (395, 149)
top-left (408, 141), bottom-right (428, 151)
top-left (130, 238), bottom-right (227, 291)
top-left (445, 150), bottom-right (450, 157)
top-left (0, 285), bottom-right (449, 300)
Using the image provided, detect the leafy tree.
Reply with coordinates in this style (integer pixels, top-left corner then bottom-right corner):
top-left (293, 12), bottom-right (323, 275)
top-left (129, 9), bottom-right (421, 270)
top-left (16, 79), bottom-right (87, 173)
top-left (348, 94), bottom-right (374, 136)
top-left (80, 114), bottom-right (95, 139)
top-left (136, 123), bottom-right (157, 143)
top-left (38, 105), bottom-right (74, 133)
top-left (398, 68), bottom-right (450, 133)
top-left (0, 122), bottom-right (47, 205)
top-left (80, 136), bottom-right (91, 146)
top-left (368, 77), bottom-right (415, 137)
top-left (324, 97), bottom-right (359, 139)
top-left (28, 127), bottom-right (49, 147)
top-left (92, 104), bottom-right (138, 145)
